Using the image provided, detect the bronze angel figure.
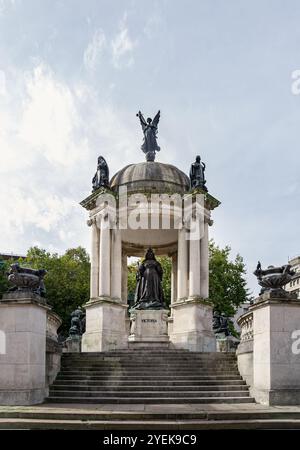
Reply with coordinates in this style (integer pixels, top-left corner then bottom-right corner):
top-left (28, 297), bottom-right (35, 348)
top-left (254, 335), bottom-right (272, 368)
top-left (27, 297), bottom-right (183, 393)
top-left (136, 110), bottom-right (161, 161)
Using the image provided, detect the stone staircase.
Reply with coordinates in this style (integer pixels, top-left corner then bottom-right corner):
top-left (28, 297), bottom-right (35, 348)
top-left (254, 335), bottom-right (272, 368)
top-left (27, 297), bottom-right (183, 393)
top-left (47, 350), bottom-right (255, 404)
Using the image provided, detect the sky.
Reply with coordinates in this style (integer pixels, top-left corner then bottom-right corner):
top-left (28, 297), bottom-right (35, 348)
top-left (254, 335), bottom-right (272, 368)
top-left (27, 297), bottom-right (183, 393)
top-left (0, 0), bottom-right (300, 295)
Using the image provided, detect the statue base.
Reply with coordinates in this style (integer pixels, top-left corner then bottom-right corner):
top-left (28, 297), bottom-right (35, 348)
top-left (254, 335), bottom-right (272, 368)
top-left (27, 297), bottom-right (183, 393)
top-left (81, 297), bottom-right (128, 352)
top-left (63, 335), bottom-right (82, 353)
top-left (170, 298), bottom-right (216, 352)
top-left (0, 291), bottom-right (50, 405)
top-left (216, 334), bottom-right (239, 352)
top-left (128, 309), bottom-right (170, 349)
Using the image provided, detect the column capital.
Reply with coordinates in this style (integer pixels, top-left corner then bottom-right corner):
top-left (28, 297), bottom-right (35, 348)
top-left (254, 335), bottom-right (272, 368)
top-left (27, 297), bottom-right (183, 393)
top-left (87, 217), bottom-right (97, 227)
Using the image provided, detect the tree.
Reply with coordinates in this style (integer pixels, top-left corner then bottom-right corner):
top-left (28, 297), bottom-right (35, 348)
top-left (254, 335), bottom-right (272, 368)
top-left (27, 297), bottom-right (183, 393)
top-left (209, 240), bottom-right (249, 318)
top-left (0, 259), bottom-right (9, 299)
top-left (25, 246), bottom-right (90, 336)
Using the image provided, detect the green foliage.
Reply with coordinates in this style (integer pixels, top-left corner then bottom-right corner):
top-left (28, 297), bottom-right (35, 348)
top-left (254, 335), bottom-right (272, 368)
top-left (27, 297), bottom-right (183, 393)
top-left (0, 239), bottom-right (248, 337)
top-left (25, 246), bottom-right (90, 336)
top-left (127, 256), bottom-right (172, 307)
top-left (0, 259), bottom-right (10, 298)
top-left (209, 240), bottom-right (249, 317)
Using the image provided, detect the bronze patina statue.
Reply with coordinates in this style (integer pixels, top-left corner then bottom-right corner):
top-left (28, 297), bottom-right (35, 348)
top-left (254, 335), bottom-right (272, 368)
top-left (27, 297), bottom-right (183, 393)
top-left (254, 261), bottom-right (296, 297)
top-left (136, 110), bottom-right (161, 162)
top-left (132, 248), bottom-right (165, 310)
top-left (189, 155), bottom-right (207, 191)
top-left (92, 156), bottom-right (109, 191)
top-left (7, 263), bottom-right (47, 297)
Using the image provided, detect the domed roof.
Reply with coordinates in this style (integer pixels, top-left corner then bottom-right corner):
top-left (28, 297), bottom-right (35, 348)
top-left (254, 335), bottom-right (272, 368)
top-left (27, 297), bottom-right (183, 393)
top-left (110, 162), bottom-right (190, 194)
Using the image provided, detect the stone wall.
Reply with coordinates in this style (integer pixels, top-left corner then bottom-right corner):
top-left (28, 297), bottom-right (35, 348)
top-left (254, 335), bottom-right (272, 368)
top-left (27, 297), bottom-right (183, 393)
top-left (236, 310), bottom-right (253, 387)
top-left (45, 310), bottom-right (62, 391)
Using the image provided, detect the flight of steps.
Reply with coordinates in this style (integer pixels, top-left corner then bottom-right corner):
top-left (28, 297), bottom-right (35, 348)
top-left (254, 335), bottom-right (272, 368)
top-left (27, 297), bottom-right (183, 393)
top-left (47, 350), bottom-right (255, 404)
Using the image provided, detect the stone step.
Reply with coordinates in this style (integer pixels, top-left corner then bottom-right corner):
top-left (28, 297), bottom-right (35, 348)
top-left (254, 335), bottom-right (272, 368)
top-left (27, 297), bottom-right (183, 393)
top-left (56, 375), bottom-right (243, 381)
top-left (46, 396), bottom-right (254, 404)
top-left (56, 369), bottom-right (239, 378)
top-left (61, 364), bottom-right (237, 372)
top-left (5, 407), bottom-right (300, 423)
top-left (49, 389), bottom-right (250, 398)
top-left (62, 353), bottom-right (236, 358)
top-left (53, 379), bottom-right (246, 386)
top-left (50, 384), bottom-right (249, 392)
top-left (62, 357), bottom-right (237, 363)
top-left (63, 350), bottom-right (231, 355)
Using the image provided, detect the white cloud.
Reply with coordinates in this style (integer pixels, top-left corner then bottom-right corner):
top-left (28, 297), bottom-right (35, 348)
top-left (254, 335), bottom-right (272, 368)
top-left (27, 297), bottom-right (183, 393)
top-left (83, 29), bottom-right (106, 71)
top-left (0, 62), bottom-right (139, 255)
top-left (111, 15), bottom-right (136, 69)
top-left (19, 64), bottom-right (87, 167)
top-left (0, 70), bottom-right (6, 95)
top-left (0, 0), bottom-right (15, 16)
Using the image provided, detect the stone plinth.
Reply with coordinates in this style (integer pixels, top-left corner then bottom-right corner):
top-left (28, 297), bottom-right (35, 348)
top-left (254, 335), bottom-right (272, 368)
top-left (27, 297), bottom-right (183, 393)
top-left (216, 335), bottom-right (239, 352)
top-left (63, 336), bottom-right (81, 353)
top-left (170, 298), bottom-right (216, 352)
top-left (0, 291), bottom-right (50, 405)
top-left (81, 297), bottom-right (128, 352)
top-left (250, 293), bottom-right (300, 405)
top-left (128, 309), bottom-right (170, 349)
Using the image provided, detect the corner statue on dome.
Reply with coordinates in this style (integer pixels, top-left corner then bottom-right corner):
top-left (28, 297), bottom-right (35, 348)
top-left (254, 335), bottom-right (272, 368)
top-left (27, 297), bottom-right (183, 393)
top-left (136, 110), bottom-right (161, 162)
top-left (132, 248), bottom-right (166, 310)
top-left (189, 155), bottom-right (208, 192)
top-left (92, 156), bottom-right (109, 191)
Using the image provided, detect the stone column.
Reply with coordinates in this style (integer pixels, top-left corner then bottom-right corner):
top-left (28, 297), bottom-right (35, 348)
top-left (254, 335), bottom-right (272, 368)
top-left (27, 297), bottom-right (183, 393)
top-left (177, 227), bottom-right (188, 300)
top-left (189, 229), bottom-right (201, 298)
top-left (171, 252), bottom-right (178, 304)
top-left (121, 252), bottom-right (128, 304)
top-left (89, 218), bottom-right (99, 299)
top-left (170, 219), bottom-right (215, 352)
top-left (111, 229), bottom-right (122, 301)
top-left (250, 293), bottom-right (300, 405)
top-left (200, 219), bottom-right (209, 298)
top-left (98, 216), bottom-right (111, 298)
top-left (0, 292), bottom-right (50, 405)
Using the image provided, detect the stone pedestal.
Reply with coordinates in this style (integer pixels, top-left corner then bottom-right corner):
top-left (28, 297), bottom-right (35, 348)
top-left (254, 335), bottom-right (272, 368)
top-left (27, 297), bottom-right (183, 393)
top-left (63, 336), bottom-right (81, 353)
top-left (0, 291), bottom-right (50, 405)
top-left (170, 299), bottom-right (216, 352)
top-left (251, 293), bottom-right (300, 405)
top-left (82, 298), bottom-right (128, 352)
top-left (216, 335), bottom-right (239, 352)
top-left (128, 309), bottom-right (170, 349)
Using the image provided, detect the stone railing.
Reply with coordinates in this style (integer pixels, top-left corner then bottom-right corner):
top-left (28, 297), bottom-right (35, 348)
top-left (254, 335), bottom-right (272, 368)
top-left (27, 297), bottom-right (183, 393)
top-left (47, 310), bottom-right (62, 343)
top-left (236, 310), bottom-right (253, 386)
top-left (238, 310), bottom-right (253, 343)
top-left (46, 309), bottom-right (62, 387)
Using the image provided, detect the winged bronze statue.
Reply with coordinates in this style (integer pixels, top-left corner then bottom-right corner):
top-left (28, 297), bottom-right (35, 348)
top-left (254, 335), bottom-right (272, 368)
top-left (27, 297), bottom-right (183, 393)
top-left (136, 110), bottom-right (161, 161)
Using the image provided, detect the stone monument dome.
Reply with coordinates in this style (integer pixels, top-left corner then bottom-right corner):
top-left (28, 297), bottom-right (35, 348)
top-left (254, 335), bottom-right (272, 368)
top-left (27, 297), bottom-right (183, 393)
top-left (110, 161), bottom-right (190, 194)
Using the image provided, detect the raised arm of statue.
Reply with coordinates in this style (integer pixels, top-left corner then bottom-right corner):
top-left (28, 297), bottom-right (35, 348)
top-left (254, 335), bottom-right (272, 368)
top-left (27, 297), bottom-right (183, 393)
top-left (137, 111), bottom-right (147, 130)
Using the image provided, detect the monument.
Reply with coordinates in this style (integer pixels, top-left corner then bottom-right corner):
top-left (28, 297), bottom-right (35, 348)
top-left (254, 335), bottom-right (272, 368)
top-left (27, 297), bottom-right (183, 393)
top-left (0, 264), bottom-right (50, 404)
top-left (237, 261), bottom-right (300, 405)
top-left (80, 110), bottom-right (221, 352)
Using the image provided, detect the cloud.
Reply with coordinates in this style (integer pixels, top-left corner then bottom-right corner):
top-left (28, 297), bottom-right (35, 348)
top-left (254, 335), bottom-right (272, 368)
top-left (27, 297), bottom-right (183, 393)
top-left (83, 29), bottom-right (106, 71)
top-left (0, 70), bottom-right (6, 95)
top-left (0, 62), bottom-right (139, 255)
top-left (19, 64), bottom-right (88, 167)
top-left (0, 0), bottom-right (15, 16)
top-left (111, 14), bottom-right (136, 69)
